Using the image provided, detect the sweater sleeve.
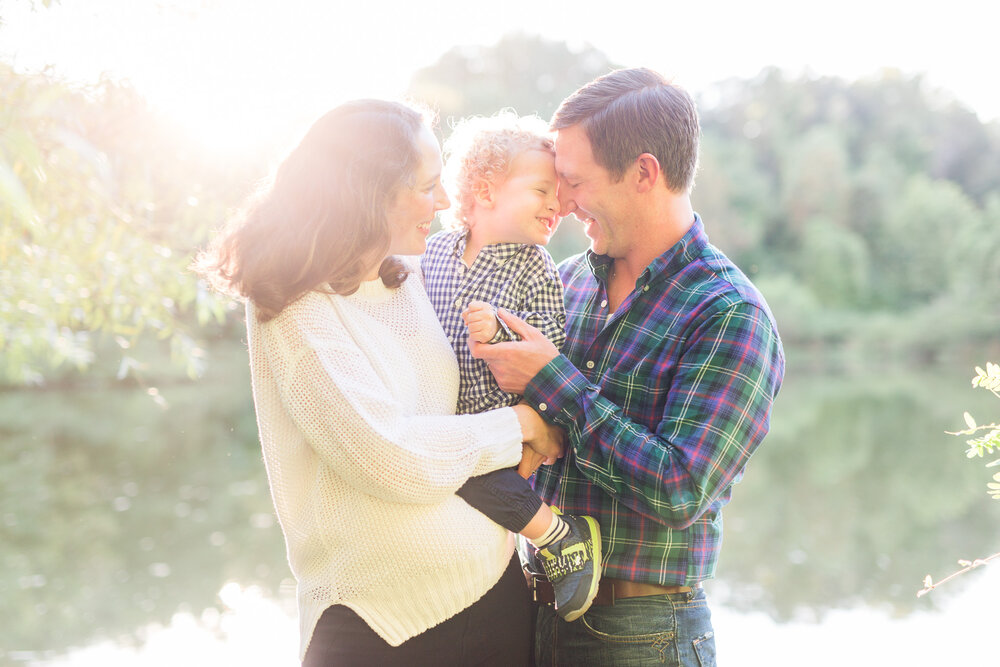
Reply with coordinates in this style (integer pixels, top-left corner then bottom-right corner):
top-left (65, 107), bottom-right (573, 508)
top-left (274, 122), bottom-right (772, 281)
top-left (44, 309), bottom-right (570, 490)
top-left (261, 296), bottom-right (524, 505)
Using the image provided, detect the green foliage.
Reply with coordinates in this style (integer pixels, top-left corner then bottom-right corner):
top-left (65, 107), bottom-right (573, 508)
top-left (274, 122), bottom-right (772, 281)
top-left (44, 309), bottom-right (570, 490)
top-left (4, 36), bottom-right (1000, 386)
top-left (695, 68), bottom-right (1000, 365)
top-left (797, 218), bottom-right (871, 307)
top-left (949, 363), bottom-right (1000, 499)
top-left (411, 51), bottom-right (1000, 365)
top-left (779, 127), bottom-right (852, 233)
top-left (0, 64), bottom-right (256, 386)
top-left (872, 175), bottom-right (980, 307)
top-left (408, 33), bottom-right (619, 126)
top-left (695, 134), bottom-right (774, 264)
top-left (916, 362), bottom-right (1000, 598)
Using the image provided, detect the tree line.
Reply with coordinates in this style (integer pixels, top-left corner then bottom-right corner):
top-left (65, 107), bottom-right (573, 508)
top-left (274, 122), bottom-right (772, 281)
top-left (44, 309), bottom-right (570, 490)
top-left (2, 34), bottom-right (998, 385)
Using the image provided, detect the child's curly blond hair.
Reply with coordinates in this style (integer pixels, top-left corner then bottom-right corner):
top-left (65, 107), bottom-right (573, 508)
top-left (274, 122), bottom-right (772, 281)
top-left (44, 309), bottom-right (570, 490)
top-left (442, 110), bottom-right (554, 231)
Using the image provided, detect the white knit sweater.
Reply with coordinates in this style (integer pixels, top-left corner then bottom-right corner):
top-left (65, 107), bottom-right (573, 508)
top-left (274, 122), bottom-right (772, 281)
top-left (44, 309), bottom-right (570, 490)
top-left (245, 262), bottom-right (524, 658)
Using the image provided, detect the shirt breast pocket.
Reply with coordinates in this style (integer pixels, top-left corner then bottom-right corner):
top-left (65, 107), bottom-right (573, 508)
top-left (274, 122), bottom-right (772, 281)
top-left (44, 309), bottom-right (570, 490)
top-left (599, 353), bottom-right (674, 417)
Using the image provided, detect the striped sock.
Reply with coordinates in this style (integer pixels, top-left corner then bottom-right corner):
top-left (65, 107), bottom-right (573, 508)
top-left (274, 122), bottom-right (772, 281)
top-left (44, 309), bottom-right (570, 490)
top-left (529, 513), bottom-right (569, 549)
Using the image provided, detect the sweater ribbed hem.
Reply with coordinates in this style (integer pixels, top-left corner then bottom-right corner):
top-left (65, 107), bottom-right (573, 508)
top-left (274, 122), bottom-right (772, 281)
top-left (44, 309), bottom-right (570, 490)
top-left (298, 535), bottom-right (515, 658)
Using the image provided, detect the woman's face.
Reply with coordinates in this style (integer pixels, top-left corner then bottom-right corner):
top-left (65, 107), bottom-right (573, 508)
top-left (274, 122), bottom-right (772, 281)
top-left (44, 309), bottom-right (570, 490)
top-left (384, 125), bottom-right (450, 261)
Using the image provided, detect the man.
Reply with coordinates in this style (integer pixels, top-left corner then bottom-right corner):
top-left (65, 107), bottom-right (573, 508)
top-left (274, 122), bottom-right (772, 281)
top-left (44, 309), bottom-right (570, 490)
top-left (469, 67), bottom-right (785, 666)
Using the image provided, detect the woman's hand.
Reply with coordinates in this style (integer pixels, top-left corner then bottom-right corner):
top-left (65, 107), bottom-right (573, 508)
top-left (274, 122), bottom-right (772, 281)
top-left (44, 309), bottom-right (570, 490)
top-left (511, 403), bottom-right (566, 468)
top-left (517, 444), bottom-right (552, 479)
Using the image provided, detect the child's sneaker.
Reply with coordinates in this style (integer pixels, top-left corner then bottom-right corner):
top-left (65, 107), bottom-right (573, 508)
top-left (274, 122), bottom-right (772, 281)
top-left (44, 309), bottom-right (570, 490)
top-left (536, 508), bottom-right (602, 622)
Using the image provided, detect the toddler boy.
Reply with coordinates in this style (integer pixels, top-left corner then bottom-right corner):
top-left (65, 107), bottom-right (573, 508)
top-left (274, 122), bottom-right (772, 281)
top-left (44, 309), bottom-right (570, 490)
top-left (421, 111), bottom-right (601, 622)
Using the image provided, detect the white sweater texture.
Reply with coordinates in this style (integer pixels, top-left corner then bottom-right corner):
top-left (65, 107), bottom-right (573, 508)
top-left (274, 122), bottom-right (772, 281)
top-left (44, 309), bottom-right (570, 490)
top-left (245, 263), bottom-right (524, 658)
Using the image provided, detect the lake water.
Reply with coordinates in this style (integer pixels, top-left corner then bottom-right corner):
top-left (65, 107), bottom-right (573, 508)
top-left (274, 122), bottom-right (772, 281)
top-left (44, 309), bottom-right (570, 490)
top-left (3, 346), bottom-right (998, 666)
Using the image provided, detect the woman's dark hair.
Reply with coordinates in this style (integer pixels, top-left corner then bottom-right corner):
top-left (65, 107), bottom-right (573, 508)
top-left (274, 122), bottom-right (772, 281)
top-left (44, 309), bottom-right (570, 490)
top-left (196, 99), bottom-right (432, 321)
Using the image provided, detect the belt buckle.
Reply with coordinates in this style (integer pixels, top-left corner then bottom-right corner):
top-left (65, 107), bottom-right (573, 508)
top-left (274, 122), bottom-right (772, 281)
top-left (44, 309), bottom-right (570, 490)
top-left (526, 572), bottom-right (550, 604)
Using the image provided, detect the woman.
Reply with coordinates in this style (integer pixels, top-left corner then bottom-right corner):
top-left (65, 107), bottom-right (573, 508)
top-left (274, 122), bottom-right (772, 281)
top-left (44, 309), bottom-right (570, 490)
top-left (197, 99), bottom-right (562, 665)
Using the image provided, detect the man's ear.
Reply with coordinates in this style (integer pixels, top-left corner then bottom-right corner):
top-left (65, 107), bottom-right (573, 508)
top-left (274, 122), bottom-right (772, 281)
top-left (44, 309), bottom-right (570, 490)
top-left (472, 178), bottom-right (496, 208)
top-left (634, 153), bottom-right (662, 193)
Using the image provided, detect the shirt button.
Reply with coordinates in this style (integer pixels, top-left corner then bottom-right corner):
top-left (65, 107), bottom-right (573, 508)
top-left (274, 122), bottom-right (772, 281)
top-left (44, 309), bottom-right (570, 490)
top-left (454, 298), bottom-right (463, 308)
top-left (538, 403), bottom-right (548, 412)
top-left (586, 360), bottom-right (595, 369)
top-left (643, 285), bottom-right (650, 292)
top-left (600, 299), bottom-right (608, 308)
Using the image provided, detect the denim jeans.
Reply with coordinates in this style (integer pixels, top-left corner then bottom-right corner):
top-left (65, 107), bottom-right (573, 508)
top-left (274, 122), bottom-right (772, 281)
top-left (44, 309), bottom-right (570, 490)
top-left (534, 587), bottom-right (716, 666)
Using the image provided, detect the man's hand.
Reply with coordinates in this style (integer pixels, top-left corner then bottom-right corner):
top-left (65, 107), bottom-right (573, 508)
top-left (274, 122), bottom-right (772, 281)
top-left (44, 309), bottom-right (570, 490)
top-left (468, 309), bottom-right (559, 394)
top-left (462, 300), bottom-right (500, 344)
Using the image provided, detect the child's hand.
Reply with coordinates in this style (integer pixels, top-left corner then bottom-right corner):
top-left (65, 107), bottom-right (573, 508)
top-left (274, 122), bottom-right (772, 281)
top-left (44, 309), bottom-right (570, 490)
top-left (462, 300), bottom-right (500, 343)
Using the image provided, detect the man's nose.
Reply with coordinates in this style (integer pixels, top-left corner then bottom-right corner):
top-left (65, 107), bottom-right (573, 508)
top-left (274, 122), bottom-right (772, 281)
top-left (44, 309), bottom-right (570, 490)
top-left (556, 188), bottom-right (575, 218)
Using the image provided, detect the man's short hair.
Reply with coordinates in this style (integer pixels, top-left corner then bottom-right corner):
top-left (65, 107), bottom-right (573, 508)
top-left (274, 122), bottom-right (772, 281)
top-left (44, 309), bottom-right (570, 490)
top-left (551, 68), bottom-right (700, 193)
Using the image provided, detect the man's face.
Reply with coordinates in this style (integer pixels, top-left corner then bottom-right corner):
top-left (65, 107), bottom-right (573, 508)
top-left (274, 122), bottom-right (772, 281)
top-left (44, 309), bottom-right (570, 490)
top-left (554, 124), bottom-right (631, 258)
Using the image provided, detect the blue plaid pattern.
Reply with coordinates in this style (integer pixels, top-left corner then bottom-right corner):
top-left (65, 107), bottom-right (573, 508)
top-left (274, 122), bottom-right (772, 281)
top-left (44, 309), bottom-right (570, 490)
top-left (422, 229), bottom-right (566, 415)
top-left (523, 215), bottom-right (785, 586)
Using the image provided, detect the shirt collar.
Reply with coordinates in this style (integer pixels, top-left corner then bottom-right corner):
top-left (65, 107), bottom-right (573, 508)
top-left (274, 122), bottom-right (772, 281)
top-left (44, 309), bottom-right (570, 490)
top-left (451, 230), bottom-right (531, 266)
top-left (450, 230), bottom-right (468, 259)
top-left (586, 213), bottom-right (708, 288)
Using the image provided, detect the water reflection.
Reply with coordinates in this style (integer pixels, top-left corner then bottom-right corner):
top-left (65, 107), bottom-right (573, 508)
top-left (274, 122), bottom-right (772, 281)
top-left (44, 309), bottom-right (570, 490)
top-left (0, 345), bottom-right (292, 664)
top-left (2, 348), bottom-right (998, 664)
top-left (717, 359), bottom-right (1000, 620)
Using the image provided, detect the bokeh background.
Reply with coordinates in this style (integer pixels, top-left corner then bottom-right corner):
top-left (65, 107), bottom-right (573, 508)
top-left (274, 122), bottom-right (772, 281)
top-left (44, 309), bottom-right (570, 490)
top-left (2, 1), bottom-right (999, 665)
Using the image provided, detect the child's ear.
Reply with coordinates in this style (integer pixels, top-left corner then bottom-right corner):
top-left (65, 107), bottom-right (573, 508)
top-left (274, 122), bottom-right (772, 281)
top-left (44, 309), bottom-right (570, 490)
top-left (472, 178), bottom-right (496, 208)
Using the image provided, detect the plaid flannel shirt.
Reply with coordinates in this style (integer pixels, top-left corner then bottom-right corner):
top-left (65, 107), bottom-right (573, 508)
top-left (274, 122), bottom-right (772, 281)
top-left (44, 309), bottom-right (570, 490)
top-left (524, 215), bottom-right (785, 586)
top-left (422, 229), bottom-right (566, 415)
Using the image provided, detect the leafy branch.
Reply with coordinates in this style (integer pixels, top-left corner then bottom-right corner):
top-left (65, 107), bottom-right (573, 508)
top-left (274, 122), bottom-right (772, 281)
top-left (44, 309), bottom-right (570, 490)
top-left (946, 363), bottom-right (1000, 498)
top-left (917, 552), bottom-right (1000, 597)
top-left (918, 362), bottom-right (1000, 597)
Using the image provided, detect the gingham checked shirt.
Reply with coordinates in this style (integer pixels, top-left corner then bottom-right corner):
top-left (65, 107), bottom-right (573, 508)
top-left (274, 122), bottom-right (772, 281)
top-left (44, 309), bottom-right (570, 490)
top-left (421, 229), bottom-right (566, 415)
top-left (524, 215), bottom-right (785, 586)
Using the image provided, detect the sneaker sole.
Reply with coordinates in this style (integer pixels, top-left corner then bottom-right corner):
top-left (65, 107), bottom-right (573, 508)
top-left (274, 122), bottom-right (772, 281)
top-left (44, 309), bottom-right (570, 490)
top-left (561, 516), bottom-right (602, 622)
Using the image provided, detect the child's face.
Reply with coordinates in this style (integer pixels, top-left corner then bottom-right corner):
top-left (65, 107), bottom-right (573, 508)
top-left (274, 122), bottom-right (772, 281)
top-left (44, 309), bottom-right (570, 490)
top-left (486, 149), bottom-right (560, 246)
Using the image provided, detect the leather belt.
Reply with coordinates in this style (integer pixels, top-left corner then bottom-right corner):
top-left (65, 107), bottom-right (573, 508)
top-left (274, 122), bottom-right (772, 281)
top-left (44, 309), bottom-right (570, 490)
top-left (527, 573), bottom-right (699, 607)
